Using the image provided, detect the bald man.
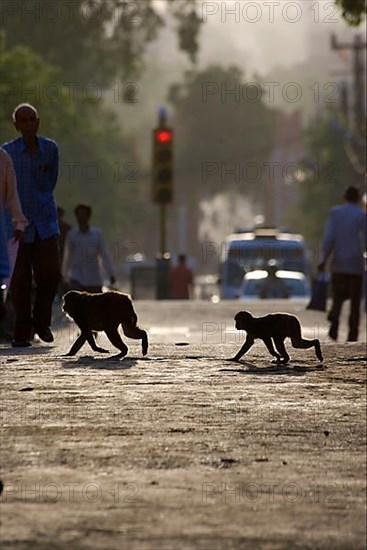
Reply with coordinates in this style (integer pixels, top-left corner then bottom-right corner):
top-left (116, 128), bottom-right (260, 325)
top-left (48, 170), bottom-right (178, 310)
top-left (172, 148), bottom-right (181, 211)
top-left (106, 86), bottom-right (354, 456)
top-left (2, 103), bottom-right (60, 347)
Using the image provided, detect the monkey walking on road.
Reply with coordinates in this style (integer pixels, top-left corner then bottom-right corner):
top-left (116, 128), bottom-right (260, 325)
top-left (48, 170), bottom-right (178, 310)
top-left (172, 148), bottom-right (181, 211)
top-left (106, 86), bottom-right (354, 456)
top-left (62, 290), bottom-right (148, 357)
top-left (231, 311), bottom-right (323, 363)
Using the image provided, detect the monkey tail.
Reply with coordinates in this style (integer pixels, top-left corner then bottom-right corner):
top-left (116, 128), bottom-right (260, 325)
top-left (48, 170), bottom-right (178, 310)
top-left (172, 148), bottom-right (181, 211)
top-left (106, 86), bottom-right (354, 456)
top-left (123, 296), bottom-right (138, 327)
top-left (292, 317), bottom-right (303, 339)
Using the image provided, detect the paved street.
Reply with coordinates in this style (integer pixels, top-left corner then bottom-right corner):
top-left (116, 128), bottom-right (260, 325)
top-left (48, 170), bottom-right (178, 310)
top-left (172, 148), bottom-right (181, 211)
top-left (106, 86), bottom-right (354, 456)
top-left (0, 300), bottom-right (366, 549)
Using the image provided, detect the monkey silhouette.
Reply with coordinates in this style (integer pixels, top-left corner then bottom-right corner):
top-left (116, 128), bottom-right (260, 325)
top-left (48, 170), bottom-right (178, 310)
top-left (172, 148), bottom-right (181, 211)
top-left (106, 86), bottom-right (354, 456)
top-left (62, 290), bottom-right (148, 357)
top-left (231, 311), bottom-right (323, 363)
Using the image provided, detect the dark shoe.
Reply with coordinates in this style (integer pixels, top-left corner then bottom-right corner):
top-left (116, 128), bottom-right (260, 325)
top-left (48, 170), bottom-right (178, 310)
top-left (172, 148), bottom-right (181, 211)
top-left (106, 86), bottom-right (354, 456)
top-left (33, 326), bottom-right (54, 343)
top-left (12, 340), bottom-right (32, 348)
top-left (328, 326), bottom-right (338, 341)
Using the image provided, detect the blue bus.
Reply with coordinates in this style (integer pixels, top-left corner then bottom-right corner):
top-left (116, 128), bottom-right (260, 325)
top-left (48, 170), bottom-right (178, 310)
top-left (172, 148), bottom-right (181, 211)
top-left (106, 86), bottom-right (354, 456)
top-left (220, 228), bottom-right (309, 299)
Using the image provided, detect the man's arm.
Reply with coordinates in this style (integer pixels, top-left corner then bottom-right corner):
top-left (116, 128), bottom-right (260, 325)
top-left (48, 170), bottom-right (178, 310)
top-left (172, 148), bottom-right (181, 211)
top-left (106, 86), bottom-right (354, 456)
top-left (50, 142), bottom-right (59, 191)
top-left (360, 212), bottom-right (367, 254)
top-left (99, 230), bottom-right (115, 284)
top-left (61, 232), bottom-right (72, 284)
top-left (38, 141), bottom-right (59, 193)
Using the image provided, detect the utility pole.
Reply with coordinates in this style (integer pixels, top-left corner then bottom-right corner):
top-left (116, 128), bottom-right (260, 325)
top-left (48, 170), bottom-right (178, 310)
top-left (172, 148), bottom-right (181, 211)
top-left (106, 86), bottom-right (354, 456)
top-left (331, 33), bottom-right (366, 132)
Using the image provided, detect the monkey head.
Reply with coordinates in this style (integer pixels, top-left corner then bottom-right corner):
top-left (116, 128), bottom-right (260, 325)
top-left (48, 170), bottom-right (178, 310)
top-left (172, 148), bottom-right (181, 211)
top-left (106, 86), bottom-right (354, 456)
top-left (62, 290), bottom-right (81, 319)
top-left (234, 311), bottom-right (253, 331)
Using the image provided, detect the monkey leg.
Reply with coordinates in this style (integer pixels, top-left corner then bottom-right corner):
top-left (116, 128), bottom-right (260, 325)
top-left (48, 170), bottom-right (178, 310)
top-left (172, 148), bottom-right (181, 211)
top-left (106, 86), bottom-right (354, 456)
top-left (122, 324), bottom-right (149, 356)
top-left (65, 333), bottom-right (87, 356)
top-left (291, 337), bottom-right (323, 362)
top-left (73, 315), bottom-right (109, 354)
top-left (273, 337), bottom-right (290, 364)
top-left (230, 336), bottom-right (255, 361)
top-left (105, 326), bottom-right (128, 356)
top-left (87, 331), bottom-right (109, 354)
top-left (263, 337), bottom-right (282, 362)
top-left (65, 331), bottom-right (108, 355)
top-left (81, 329), bottom-right (108, 353)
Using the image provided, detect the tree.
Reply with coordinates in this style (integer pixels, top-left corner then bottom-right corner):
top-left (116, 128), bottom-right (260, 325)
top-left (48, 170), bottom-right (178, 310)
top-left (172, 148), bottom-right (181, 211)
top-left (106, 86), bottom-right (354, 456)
top-left (0, 0), bottom-right (202, 84)
top-left (169, 65), bottom-right (276, 203)
top-left (1, 0), bottom-right (364, 86)
top-left (165, 65), bottom-right (277, 263)
top-left (0, 36), bottom-right (143, 240)
top-left (287, 111), bottom-right (364, 249)
top-left (335, 0), bottom-right (366, 26)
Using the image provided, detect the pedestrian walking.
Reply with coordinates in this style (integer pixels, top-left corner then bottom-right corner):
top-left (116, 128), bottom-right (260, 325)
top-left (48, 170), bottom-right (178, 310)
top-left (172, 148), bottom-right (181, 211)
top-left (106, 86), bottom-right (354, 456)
top-left (2, 104), bottom-right (60, 347)
top-left (170, 254), bottom-right (194, 299)
top-left (318, 186), bottom-right (367, 341)
top-left (57, 206), bottom-right (71, 265)
top-left (62, 203), bottom-right (116, 294)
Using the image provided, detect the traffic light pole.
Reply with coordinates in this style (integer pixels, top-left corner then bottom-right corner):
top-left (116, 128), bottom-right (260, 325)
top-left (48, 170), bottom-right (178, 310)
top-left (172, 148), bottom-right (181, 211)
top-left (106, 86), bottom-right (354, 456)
top-left (160, 203), bottom-right (167, 256)
top-left (156, 203), bottom-right (170, 299)
top-left (153, 107), bottom-right (173, 298)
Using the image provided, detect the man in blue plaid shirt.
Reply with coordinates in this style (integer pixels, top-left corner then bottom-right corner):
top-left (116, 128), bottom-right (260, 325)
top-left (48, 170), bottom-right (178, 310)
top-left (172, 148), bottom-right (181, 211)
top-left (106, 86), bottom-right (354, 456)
top-left (3, 103), bottom-right (60, 347)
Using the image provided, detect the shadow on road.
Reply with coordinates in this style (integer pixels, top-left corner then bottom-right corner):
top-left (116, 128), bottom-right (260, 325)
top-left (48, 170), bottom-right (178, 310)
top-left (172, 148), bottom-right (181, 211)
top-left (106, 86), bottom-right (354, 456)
top-left (60, 354), bottom-right (145, 370)
top-left (0, 345), bottom-right (53, 357)
top-left (220, 362), bottom-right (325, 376)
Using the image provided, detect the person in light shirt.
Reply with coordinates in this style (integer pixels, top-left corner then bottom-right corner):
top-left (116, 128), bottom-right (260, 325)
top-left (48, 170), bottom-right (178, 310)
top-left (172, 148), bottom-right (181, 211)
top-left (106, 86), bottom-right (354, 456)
top-left (0, 147), bottom-right (28, 318)
top-left (62, 203), bottom-right (116, 294)
top-left (318, 186), bottom-right (366, 342)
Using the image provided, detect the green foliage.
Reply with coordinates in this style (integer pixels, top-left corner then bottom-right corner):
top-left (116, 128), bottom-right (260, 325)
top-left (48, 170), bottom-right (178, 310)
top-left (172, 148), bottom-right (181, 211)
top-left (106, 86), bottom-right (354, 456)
top-left (169, 65), bottom-right (276, 201)
top-left (0, 0), bottom-right (202, 83)
top-left (0, 33), bottom-right (77, 138)
top-left (0, 36), bottom-right (141, 239)
top-left (171, 3), bottom-right (202, 63)
top-left (1, 0), bottom-right (364, 86)
top-left (335, 0), bottom-right (366, 26)
top-left (287, 112), bottom-right (363, 247)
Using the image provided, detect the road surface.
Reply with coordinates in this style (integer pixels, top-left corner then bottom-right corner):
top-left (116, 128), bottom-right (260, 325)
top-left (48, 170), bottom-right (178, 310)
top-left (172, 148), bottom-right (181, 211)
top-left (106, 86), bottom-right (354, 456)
top-left (1, 300), bottom-right (366, 549)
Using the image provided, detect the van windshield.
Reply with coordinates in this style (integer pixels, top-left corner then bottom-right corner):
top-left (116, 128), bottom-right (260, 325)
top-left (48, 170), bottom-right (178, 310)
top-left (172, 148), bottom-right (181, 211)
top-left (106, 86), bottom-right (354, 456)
top-left (226, 241), bottom-right (306, 285)
top-left (244, 277), bottom-right (309, 298)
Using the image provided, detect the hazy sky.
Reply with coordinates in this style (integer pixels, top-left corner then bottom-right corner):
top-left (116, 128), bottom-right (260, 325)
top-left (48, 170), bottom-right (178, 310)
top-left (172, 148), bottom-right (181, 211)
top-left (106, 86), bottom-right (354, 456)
top-left (113, 2), bottom-right (365, 245)
top-left (115, 1), bottom-right (365, 164)
top-left (190, 0), bottom-right (361, 74)
top-left (144, 0), bottom-right (363, 111)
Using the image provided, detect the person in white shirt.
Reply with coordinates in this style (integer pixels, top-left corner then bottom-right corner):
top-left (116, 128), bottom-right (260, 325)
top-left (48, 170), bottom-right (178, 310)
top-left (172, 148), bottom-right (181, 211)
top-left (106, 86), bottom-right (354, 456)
top-left (62, 203), bottom-right (116, 293)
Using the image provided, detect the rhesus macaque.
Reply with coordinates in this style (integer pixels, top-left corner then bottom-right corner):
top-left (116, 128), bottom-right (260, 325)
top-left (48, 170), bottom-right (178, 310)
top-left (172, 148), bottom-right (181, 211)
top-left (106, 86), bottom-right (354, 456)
top-left (62, 290), bottom-right (148, 357)
top-left (231, 311), bottom-right (323, 363)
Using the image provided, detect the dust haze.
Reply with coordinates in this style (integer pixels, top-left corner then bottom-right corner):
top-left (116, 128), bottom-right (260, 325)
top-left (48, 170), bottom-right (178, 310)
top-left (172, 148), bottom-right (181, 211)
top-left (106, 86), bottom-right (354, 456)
top-left (115, 1), bottom-right (360, 162)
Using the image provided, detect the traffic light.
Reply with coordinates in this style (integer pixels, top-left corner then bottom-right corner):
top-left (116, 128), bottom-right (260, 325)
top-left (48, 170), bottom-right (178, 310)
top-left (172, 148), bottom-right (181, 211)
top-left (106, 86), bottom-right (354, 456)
top-left (152, 127), bottom-right (174, 204)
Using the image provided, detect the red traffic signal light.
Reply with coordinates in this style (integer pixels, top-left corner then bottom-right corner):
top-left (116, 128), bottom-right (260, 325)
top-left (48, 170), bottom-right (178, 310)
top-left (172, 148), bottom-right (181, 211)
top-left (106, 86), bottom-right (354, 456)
top-left (152, 126), bottom-right (174, 204)
top-left (155, 130), bottom-right (173, 143)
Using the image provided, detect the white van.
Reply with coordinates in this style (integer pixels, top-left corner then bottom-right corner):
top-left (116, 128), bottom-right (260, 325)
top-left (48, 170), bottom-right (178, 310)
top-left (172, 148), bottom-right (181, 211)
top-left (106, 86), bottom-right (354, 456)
top-left (220, 228), bottom-right (310, 299)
